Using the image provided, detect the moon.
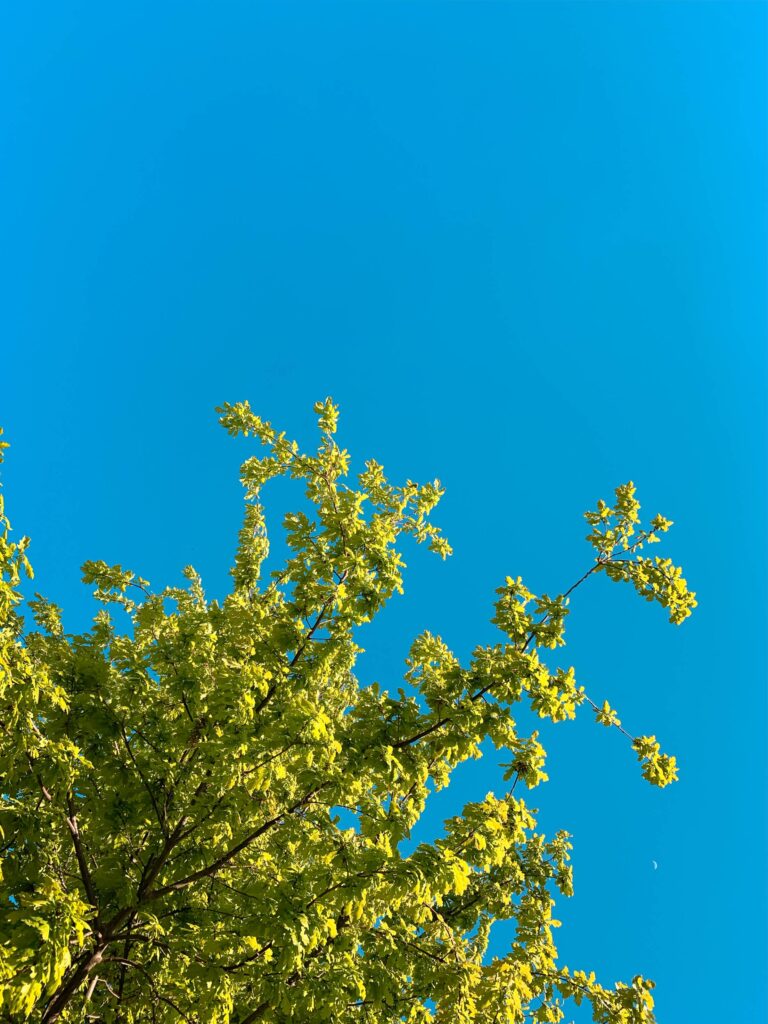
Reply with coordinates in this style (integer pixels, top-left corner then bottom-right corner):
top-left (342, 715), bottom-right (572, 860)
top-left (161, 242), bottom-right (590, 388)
top-left (652, 860), bottom-right (658, 870)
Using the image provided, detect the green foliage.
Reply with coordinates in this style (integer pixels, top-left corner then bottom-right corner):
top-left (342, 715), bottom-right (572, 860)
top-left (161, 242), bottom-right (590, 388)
top-left (584, 483), bottom-right (696, 625)
top-left (0, 404), bottom-right (696, 1023)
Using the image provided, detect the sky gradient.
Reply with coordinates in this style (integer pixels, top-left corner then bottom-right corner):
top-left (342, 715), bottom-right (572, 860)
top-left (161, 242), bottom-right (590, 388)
top-left (2, 3), bottom-right (766, 1021)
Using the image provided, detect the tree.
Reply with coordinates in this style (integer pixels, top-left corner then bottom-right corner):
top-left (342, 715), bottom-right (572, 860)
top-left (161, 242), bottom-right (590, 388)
top-left (0, 401), bottom-right (696, 1024)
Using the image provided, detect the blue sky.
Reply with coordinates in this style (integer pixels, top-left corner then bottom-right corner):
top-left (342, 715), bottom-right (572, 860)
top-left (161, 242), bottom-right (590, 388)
top-left (1, 3), bottom-right (765, 1021)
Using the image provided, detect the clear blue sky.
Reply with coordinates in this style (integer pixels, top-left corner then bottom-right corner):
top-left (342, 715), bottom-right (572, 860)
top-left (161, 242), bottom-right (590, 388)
top-left (2, 3), bottom-right (765, 1021)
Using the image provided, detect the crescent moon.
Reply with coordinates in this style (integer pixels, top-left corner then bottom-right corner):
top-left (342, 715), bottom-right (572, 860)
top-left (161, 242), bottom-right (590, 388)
top-left (652, 860), bottom-right (658, 870)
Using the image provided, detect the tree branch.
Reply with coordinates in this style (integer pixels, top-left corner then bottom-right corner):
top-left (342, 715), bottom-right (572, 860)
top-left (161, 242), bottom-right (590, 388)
top-left (147, 784), bottom-right (327, 899)
top-left (41, 944), bottom-right (107, 1024)
top-left (65, 794), bottom-right (102, 930)
top-left (393, 557), bottom-right (608, 748)
top-left (118, 724), bottom-right (168, 836)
